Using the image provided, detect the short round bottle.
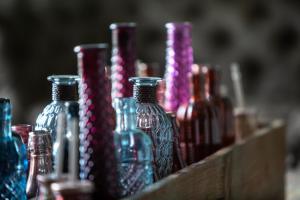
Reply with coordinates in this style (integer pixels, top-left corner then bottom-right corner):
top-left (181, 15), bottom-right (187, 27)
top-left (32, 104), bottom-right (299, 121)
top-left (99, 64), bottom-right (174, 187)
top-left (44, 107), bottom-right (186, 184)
top-left (35, 75), bottom-right (79, 142)
top-left (129, 77), bottom-right (173, 180)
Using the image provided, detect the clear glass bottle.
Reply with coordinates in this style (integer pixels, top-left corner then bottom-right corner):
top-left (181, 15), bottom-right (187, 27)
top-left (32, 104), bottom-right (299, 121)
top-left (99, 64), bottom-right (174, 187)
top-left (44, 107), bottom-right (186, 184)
top-left (203, 65), bottom-right (234, 147)
top-left (164, 22), bottom-right (193, 113)
top-left (26, 130), bottom-right (53, 198)
top-left (0, 98), bottom-right (27, 200)
top-left (113, 97), bottom-right (153, 197)
top-left (74, 44), bottom-right (119, 199)
top-left (35, 75), bottom-right (79, 142)
top-left (129, 77), bottom-right (173, 180)
top-left (110, 23), bottom-right (137, 99)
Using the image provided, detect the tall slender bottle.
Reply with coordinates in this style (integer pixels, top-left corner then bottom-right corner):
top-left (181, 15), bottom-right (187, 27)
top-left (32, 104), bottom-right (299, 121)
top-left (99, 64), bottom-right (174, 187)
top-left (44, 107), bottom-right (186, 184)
top-left (26, 130), bottom-right (52, 198)
top-left (164, 22), bottom-right (193, 113)
top-left (0, 98), bottom-right (27, 200)
top-left (110, 23), bottom-right (136, 99)
top-left (35, 75), bottom-right (79, 141)
top-left (203, 66), bottom-right (235, 146)
top-left (74, 43), bottom-right (119, 199)
top-left (129, 77), bottom-right (173, 180)
top-left (113, 97), bottom-right (153, 197)
top-left (177, 65), bottom-right (211, 164)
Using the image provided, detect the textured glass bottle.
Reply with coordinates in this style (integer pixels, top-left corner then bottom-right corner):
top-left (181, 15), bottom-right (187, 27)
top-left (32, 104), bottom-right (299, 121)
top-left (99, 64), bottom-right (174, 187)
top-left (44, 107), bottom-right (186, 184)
top-left (0, 98), bottom-right (27, 200)
top-left (74, 44), bottom-right (118, 199)
top-left (164, 22), bottom-right (193, 113)
top-left (35, 75), bottom-right (79, 141)
top-left (203, 66), bottom-right (235, 147)
top-left (177, 64), bottom-right (220, 164)
top-left (110, 23), bottom-right (136, 99)
top-left (113, 97), bottom-right (153, 197)
top-left (129, 77), bottom-right (173, 180)
top-left (166, 112), bottom-right (186, 172)
top-left (26, 130), bottom-right (53, 198)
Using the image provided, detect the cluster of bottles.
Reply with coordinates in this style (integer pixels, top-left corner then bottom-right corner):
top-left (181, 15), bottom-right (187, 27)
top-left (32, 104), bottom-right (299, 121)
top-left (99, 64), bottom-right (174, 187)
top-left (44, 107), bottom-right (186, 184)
top-left (1, 22), bottom-right (245, 200)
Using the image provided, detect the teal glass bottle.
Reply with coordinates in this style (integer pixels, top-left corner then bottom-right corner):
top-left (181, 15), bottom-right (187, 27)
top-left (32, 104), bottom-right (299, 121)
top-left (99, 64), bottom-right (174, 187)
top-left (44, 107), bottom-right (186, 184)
top-left (0, 98), bottom-right (27, 200)
top-left (113, 97), bottom-right (153, 197)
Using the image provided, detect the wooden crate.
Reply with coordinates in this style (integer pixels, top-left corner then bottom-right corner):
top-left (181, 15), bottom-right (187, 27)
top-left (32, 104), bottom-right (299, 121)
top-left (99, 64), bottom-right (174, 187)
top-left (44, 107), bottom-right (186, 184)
top-left (125, 120), bottom-right (285, 200)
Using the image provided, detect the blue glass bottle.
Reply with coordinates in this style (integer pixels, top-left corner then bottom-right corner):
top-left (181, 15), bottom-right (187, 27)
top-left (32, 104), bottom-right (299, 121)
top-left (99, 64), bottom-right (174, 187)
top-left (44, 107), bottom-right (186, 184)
top-left (113, 97), bottom-right (153, 197)
top-left (0, 98), bottom-right (27, 200)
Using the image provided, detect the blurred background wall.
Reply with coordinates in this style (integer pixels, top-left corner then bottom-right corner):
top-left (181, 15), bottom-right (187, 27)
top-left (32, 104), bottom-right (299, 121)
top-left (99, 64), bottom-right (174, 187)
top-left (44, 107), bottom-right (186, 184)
top-left (0, 0), bottom-right (299, 164)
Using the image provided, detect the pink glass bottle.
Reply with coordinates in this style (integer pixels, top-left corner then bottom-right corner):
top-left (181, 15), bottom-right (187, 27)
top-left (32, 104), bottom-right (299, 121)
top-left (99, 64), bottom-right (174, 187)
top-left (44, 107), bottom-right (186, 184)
top-left (74, 44), bottom-right (119, 200)
top-left (203, 66), bottom-right (235, 147)
top-left (12, 124), bottom-right (32, 146)
top-left (110, 23), bottom-right (136, 99)
top-left (164, 22), bottom-right (193, 113)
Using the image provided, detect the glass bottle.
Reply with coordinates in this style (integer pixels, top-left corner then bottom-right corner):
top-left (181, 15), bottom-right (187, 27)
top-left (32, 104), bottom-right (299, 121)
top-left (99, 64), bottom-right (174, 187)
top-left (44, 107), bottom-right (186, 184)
top-left (35, 75), bottom-right (79, 142)
top-left (166, 112), bottom-right (186, 172)
top-left (110, 23), bottom-right (136, 99)
top-left (27, 130), bottom-right (53, 199)
top-left (12, 124), bottom-right (32, 146)
top-left (177, 64), bottom-right (218, 164)
top-left (129, 77), bottom-right (173, 180)
top-left (51, 181), bottom-right (94, 200)
top-left (164, 22), bottom-right (193, 113)
top-left (113, 97), bottom-right (153, 197)
top-left (203, 66), bottom-right (235, 147)
top-left (74, 43), bottom-right (119, 199)
top-left (0, 98), bottom-right (27, 200)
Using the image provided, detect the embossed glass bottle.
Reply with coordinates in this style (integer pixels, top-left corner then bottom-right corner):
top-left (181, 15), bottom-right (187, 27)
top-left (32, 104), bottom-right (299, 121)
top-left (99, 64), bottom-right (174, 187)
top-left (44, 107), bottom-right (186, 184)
top-left (203, 66), bottom-right (235, 147)
top-left (129, 77), bottom-right (173, 180)
top-left (110, 23), bottom-right (136, 99)
top-left (164, 22), bottom-right (193, 113)
top-left (35, 75), bottom-right (79, 141)
top-left (74, 44), bottom-right (119, 199)
top-left (26, 130), bottom-right (53, 198)
top-left (0, 98), bottom-right (27, 200)
top-left (113, 97), bottom-right (153, 197)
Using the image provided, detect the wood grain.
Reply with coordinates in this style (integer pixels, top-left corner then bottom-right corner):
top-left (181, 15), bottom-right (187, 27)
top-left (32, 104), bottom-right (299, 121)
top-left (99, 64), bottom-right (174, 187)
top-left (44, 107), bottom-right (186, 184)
top-left (124, 120), bottom-right (285, 200)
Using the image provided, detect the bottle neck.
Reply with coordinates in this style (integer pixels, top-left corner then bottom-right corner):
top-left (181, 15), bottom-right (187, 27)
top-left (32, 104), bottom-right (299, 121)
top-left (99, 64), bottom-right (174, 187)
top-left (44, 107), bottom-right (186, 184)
top-left (190, 73), bottom-right (202, 102)
top-left (116, 113), bottom-right (137, 132)
top-left (27, 153), bottom-right (52, 198)
top-left (133, 85), bottom-right (157, 103)
top-left (52, 83), bottom-right (78, 101)
top-left (205, 70), bottom-right (220, 98)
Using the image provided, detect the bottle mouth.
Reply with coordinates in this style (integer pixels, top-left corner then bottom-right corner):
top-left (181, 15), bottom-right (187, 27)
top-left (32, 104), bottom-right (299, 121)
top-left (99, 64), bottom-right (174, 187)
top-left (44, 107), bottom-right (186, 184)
top-left (73, 43), bottom-right (108, 53)
top-left (165, 22), bottom-right (192, 29)
top-left (47, 75), bottom-right (80, 85)
top-left (129, 77), bottom-right (162, 86)
top-left (110, 22), bottom-right (136, 29)
top-left (113, 97), bottom-right (136, 114)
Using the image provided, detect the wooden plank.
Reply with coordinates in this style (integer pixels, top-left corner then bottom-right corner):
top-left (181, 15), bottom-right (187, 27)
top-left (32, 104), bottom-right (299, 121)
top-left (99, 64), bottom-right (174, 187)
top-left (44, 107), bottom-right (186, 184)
top-left (228, 120), bottom-right (285, 199)
top-left (125, 120), bottom-right (285, 200)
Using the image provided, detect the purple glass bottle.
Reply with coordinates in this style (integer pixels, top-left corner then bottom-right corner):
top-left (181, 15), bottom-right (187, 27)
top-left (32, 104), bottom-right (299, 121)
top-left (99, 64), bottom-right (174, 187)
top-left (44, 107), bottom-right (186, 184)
top-left (110, 23), bottom-right (136, 99)
top-left (164, 22), bottom-right (193, 113)
top-left (74, 44), bottom-right (119, 199)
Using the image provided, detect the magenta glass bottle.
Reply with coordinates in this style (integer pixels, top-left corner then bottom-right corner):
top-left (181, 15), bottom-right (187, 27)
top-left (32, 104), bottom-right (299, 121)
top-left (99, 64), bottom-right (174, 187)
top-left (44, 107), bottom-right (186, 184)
top-left (110, 23), bottom-right (136, 99)
top-left (74, 44), bottom-right (119, 200)
top-left (164, 22), bottom-right (193, 113)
